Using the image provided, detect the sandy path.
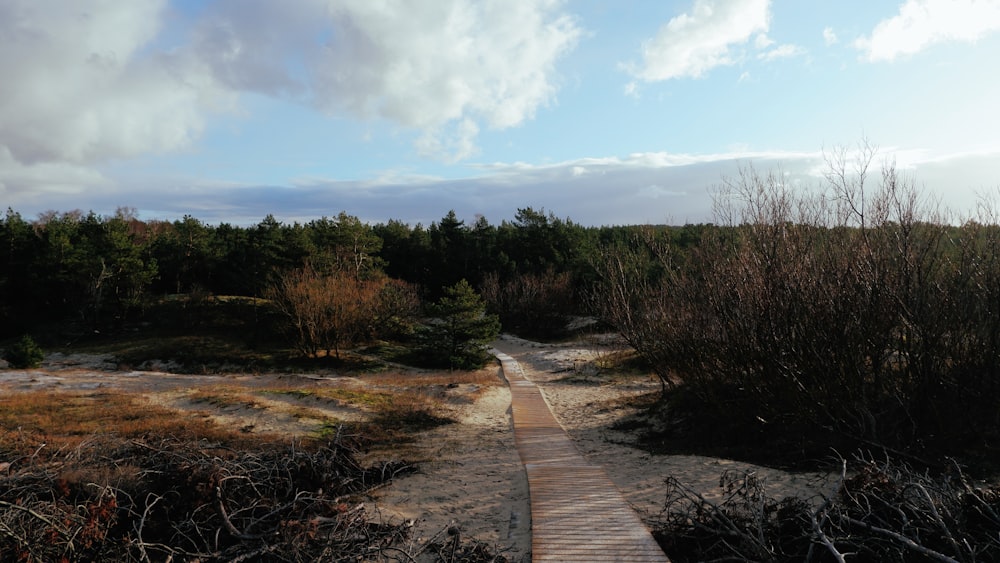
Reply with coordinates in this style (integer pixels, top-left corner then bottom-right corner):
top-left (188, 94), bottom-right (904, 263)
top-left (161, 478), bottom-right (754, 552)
top-left (367, 367), bottom-right (532, 561)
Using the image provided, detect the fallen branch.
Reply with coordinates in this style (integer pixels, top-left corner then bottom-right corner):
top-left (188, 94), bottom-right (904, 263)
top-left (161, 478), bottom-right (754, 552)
top-left (651, 454), bottom-right (1000, 563)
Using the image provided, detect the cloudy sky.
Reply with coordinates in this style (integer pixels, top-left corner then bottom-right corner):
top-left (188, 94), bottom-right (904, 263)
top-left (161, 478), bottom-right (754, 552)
top-left (3, 0), bottom-right (999, 226)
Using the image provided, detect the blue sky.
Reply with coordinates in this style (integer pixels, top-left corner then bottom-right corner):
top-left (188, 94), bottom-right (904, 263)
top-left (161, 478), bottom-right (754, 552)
top-left (2, 0), bottom-right (1000, 226)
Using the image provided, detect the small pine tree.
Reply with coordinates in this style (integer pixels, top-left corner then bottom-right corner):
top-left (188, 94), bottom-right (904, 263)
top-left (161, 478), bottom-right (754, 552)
top-left (418, 279), bottom-right (501, 370)
top-left (3, 334), bottom-right (44, 369)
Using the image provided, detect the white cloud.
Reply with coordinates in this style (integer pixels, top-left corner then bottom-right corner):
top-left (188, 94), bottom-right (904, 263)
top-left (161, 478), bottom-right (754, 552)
top-left (309, 0), bottom-right (582, 160)
top-left (639, 184), bottom-right (685, 199)
top-left (190, 0), bottom-right (328, 97)
top-left (0, 0), bottom-right (582, 178)
top-left (8, 143), bottom-right (997, 228)
top-left (0, 146), bottom-right (110, 207)
top-left (856, 0), bottom-right (1000, 62)
top-left (823, 26), bottom-right (838, 46)
top-left (757, 43), bottom-right (805, 62)
top-left (624, 0), bottom-right (771, 81)
top-left (754, 33), bottom-right (775, 49)
top-left (414, 118), bottom-right (481, 163)
top-left (189, 0), bottom-right (582, 162)
top-left (0, 0), bottom-right (228, 167)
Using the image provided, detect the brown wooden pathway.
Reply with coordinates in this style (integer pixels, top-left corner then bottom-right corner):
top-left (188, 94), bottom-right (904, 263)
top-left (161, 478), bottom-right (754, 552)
top-left (493, 351), bottom-right (670, 562)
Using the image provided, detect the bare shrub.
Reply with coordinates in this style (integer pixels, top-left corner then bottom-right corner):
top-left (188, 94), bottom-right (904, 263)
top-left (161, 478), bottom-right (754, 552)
top-left (369, 277), bottom-right (421, 340)
top-left (481, 268), bottom-right (575, 339)
top-left (0, 434), bottom-right (415, 562)
top-left (591, 142), bottom-right (1000, 459)
top-left (652, 455), bottom-right (1000, 563)
top-left (587, 229), bottom-right (690, 393)
top-left (266, 266), bottom-right (419, 358)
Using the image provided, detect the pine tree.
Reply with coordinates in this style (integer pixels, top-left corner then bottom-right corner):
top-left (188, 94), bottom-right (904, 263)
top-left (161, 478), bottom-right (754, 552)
top-left (4, 334), bottom-right (44, 369)
top-left (418, 279), bottom-right (500, 369)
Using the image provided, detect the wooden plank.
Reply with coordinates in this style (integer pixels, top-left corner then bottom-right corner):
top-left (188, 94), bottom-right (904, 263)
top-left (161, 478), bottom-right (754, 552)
top-left (494, 351), bottom-right (670, 562)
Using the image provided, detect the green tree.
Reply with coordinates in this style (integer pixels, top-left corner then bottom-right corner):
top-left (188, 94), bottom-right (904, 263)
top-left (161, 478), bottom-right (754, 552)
top-left (72, 210), bottom-right (158, 326)
top-left (150, 215), bottom-right (217, 294)
top-left (212, 222), bottom-right (254, 296)
top-left (427, 210), bottom-right (471, 294)
top-left (3, 334), bottom-right (44, 368)
top-left (307, 212), bottom-right (383, 278)
top-left (250, 215), bottom-right (308, 293)
top-left (418, 279), bottom-right (500, 369)
top-left (375, 220), bottom-right (432, 286)
top-left (0, 209), bottom-right (38, 334)
top-left (31, 210), bottom-right (85, 317)
top-left (28, 209), bottom-right (157, 327)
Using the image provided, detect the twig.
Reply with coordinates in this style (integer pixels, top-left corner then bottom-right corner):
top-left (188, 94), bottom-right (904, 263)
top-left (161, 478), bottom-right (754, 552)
top-left (450, 526), bottom-right (461, 563)
top-left (214, 486), bottom-right (262, 541)
top-left (0, 520), bottom-right (30, 552)
top-left (0, 499), bottom-right (63, 531)
top-left (412, 523), bottom-right (452, 558)
top-left (242, 489), bottom-right (310, 534)
top-left (379, 545), bottom-right (419, 562)
top-left (226, 543), bottom-right (279, 562)
top-left (912, 482), bottom-right (966, 562)
top-left (809, 458), bottom-right (849, 563)
top-left (135, 493), bottom-right (163, 563)
top-left (839, 514), bottom-right (960, 563)
top-left (810, 509), bottom-right (845, 563)
top-left (950, 459), bottom-right (1000, 527)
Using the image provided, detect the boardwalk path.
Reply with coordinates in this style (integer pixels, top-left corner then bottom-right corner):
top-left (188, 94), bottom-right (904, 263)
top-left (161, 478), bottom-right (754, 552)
top-left (493, 351), bottom-right (670, 562)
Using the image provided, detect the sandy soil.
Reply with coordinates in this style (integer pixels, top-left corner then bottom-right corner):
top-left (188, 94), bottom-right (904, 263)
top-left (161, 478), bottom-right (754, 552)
top-left (0, 337), bottom-right (830, 561)
top-left (367, 380), bottom-right (532, 561)
top-left (362, 334), bottom-right (830, 561)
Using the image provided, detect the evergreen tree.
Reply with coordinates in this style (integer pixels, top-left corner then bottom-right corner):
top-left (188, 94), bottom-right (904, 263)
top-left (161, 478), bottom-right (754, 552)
top-left (307, 212), bottom-right (383, 277)
top-left (374, 219), bottom-right (434, 286)
top-left (3, 334), bottom-right (44, 368)
top-left (0, 209), bottom-right (37, 335)
top-left (418, 279), bottom-right (500, 370)
top-left (150, 215), bottom-right (217, 294)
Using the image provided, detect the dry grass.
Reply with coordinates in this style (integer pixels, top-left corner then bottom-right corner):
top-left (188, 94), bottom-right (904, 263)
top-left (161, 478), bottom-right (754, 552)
top-left (0, 390), bottom-right (268, 461)
top-left (259, 386), bottom-right (398, 410)
top-left (0, 365), bottom-right (501, 464)
top-left (362, 365), bottom-right (501, 387)
top-left (188, 387), bottom-right (262, 409)
top-left (361, 366), bottom-right (502, 406)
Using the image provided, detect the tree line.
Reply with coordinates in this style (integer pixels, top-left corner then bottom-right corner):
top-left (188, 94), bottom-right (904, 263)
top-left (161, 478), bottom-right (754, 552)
top-left (0, 205), bottom-right (694, 368)
top-left (0, 206), bottom-right (634, 334)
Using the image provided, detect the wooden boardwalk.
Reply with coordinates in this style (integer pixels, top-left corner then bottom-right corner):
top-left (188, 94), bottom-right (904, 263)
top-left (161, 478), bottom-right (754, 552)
top-left (494, 352), bottom-right (670, 562)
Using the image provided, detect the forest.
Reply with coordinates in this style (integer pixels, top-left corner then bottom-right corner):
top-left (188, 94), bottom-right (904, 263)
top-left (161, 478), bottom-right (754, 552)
top-left (0, 205), bottom-right (640, 370)
top-left (0, 205), bottom-right (614, 337)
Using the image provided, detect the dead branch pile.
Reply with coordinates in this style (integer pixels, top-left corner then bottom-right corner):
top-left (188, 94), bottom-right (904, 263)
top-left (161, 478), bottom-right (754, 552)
top-left (0, 433), bottom-right (510, 562)
top-left (651, 455), bottom-right (1000, 563)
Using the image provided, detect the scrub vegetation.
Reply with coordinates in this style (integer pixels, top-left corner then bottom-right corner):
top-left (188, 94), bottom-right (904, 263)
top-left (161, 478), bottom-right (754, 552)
top-left (591, 146), bottom-right (1000, 471)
